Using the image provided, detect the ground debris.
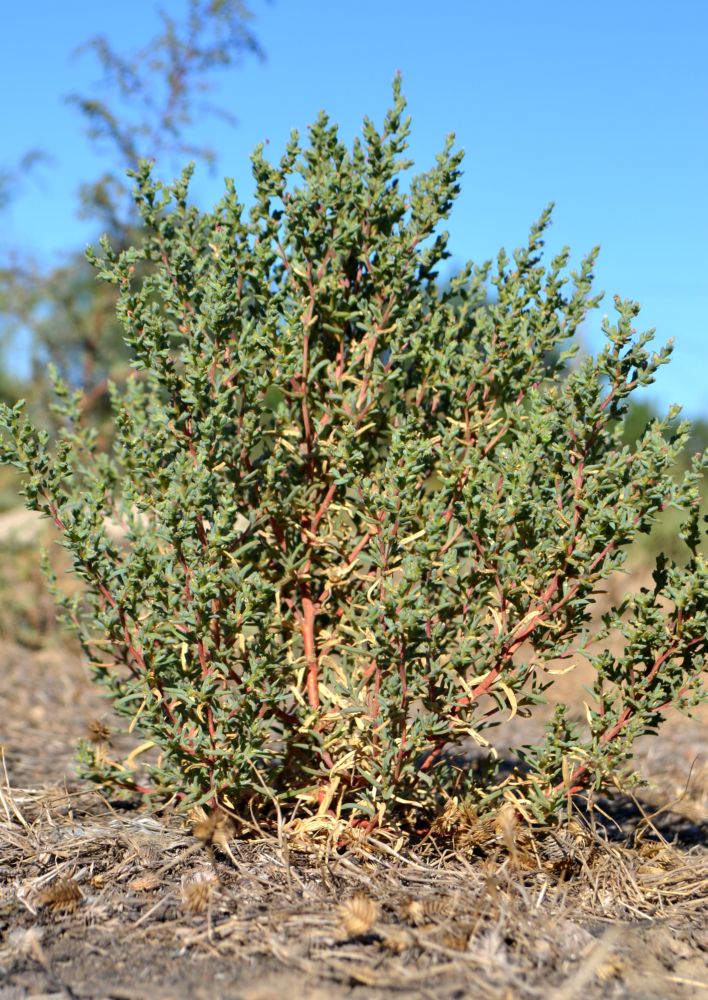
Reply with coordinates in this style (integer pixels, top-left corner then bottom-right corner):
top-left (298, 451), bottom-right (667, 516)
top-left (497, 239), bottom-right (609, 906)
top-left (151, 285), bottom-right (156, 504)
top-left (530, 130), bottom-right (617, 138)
top-left (1, 776), bottom-right (706, 999)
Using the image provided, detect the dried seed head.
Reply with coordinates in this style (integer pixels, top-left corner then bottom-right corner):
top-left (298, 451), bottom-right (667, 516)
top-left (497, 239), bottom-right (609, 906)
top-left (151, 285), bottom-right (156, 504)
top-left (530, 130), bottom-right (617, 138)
top-left (440, 929), bottom-right (471, 952)
top-left (597, 955), bottom-right (625, 982)
top-left (401, 897), bottom-right (425, 925)
top-left (381, 926), bottom-right (414, 952)
top-left (430, 797), bottom-right (467, 836)
top-left (453, 813), bottom-right (498, 851)
top-left (6, 927), bottom-right (46, 962)
top-left (338, 892), bottom-right (379, 937)
top-left (191, 807), bottom-right (235, 849)
top-left (423, 896), bottom-right (451, 919)
top-left (181, 870), bottom-right (219, 913)
top-left (36, 878), bottom-right (82, 914)
top-left (87, 719), bottom-right (111, 744)
top-left (540, 819), bottom-right (590, 863)
top-left (339, 824), bottom-right (371, 849)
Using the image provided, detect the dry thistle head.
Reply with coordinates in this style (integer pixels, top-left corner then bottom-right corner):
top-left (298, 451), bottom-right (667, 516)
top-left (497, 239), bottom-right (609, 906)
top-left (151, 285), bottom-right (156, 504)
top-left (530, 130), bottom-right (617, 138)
top-left (5, 927), bottom-right (47, 966)
top-left (190, 806), bottom-right (235, 850)
top-left (181, 870), bottom-right (219, 913)
top-left (35, 878), bottom-right (82, 914)
top-left (440, 928), bottom-right (471, 952)
top-left (423, 895), bottom-right (452, 920)
top-left (401, 897), bottom-right (426, 926)
top-left (380, 925), bottom-right (414, 952)
top-left (452, 812), bottom-right (498, 853)
top-left (539, 818), bottom-right (592, 865)
top-left (338, 892), bottom-right (379, 937)
top-left (87, 719), bottom-right (111, 744)
top-left (429, 796), bottom-right (469, 837)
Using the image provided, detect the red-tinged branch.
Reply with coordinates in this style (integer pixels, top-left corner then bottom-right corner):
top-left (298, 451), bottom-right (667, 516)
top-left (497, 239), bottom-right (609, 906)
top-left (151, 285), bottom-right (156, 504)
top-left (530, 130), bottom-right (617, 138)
top-left (311, 481), bottom-right (337, 533)
top-left (440, 522), bottom-right (464, 556)
top-left (420, 744), bottom-right (445, 772)
top-left (450, 499), bottom-right (690, 746)
top-left (44, 496), bottom-right (66, 533)
top-left (392, 639), bottom-right (409, 782)
top-left (300, 578), bottom-right (320, 710)
top-left (482, 422), bottom-right (509, 457)
top-left (552, 633), bottom-right (705, 798)
top-left (347, 530), bottom-right (373, 566)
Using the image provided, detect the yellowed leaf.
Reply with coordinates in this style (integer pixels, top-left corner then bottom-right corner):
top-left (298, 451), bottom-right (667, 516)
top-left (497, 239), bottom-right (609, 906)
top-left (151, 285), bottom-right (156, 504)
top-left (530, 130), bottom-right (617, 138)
top-left (125, 740), bottom-right (156, 769)
top-left (498, 680), bottom-right (518, 721)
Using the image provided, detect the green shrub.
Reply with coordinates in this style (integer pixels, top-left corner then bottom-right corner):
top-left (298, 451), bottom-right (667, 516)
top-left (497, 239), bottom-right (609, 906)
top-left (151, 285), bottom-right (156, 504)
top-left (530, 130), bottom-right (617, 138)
top-left (1, 83), bottom-right (705, 828)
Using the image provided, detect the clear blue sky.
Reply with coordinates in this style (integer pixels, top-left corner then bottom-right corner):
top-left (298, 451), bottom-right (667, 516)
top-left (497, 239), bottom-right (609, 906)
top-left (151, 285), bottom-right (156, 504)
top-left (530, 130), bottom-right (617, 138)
top-left (2, 1), bottom-right (707, 417)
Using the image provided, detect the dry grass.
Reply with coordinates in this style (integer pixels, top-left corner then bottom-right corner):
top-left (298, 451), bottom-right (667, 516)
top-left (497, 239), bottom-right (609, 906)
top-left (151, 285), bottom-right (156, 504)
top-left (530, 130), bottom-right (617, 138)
top-left (1, 766), bottom-right (706, 1000)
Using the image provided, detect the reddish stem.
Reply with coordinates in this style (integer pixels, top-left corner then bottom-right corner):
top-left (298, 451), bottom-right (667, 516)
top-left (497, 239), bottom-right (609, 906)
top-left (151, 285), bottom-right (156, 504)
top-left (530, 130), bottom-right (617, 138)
top-left (300, 580), bottom-right (320, 710)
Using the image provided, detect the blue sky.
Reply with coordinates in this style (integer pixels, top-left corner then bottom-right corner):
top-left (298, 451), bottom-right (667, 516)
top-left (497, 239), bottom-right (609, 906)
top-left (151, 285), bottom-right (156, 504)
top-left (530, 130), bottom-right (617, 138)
top-left (2, 0), bottom-right (707, 417)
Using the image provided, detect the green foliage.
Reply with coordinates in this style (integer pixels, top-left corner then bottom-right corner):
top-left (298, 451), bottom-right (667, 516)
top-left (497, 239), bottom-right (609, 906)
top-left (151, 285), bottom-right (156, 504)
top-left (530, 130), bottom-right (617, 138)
top-left (621, 402), bottom-right (708, 562)
top-left (1, 85), bottom-right (706, 827)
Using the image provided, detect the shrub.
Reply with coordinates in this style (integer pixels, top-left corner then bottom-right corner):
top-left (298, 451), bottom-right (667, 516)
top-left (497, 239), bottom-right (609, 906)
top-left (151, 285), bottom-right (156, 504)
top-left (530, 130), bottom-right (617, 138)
top-left (1, 82), bottom-right (705, 828)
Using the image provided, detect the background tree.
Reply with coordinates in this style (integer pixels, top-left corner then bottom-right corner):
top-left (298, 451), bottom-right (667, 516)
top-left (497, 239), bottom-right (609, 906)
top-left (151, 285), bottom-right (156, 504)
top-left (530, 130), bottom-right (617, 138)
top-left (0, 0), bottom-right (262, 421)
